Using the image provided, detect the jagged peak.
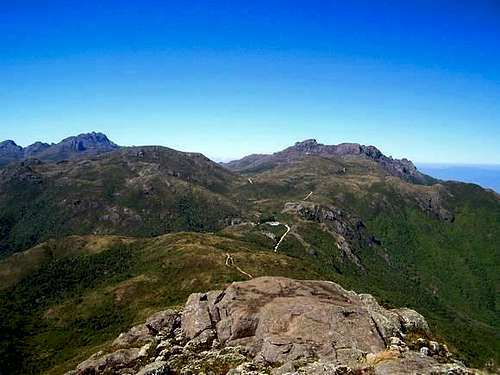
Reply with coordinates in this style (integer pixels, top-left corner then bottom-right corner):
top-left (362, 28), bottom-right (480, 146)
top-left (61, 131), bottom-right (117, 145)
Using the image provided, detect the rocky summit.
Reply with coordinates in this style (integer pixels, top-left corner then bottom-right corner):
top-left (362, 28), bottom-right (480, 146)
top-left (68, 277), bottom-right (478, 375)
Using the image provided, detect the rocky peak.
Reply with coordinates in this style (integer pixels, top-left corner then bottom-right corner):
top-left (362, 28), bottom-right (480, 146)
top-left (330, 142), bottom-right (363, 155)
top-left (0, 140), bottom-right (22, 153)
top-left (223, 138), bottom-right (429, 184)
top-left (0, 140), bottom-right (23, 162)
top-left (61, 132), bottom-right (118, 152)
top-left (0, 140), bottom-right (19, 148)
top-left (291, 139), bottom-right (320, 152)
top-left (285, 138), bottom-right (330, 155)
top-left (69, 277), bottom-right (476, 375)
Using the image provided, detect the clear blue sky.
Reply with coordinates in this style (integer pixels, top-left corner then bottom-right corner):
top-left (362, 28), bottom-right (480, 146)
top-left (1, 1), bottom-right (499, 163)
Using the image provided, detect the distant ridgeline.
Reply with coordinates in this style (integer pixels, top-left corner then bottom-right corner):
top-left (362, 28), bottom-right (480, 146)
top-left (222, 139), bottom-right (435, 185)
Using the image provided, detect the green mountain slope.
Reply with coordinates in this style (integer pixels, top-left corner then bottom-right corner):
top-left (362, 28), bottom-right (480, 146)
top-left (0, 233), bottom-right (329, 374)
top-left (0, 146), bottom-right (243, 256)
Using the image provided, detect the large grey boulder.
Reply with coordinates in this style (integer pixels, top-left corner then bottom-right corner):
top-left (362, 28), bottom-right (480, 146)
top-left (113, 309), bottom-right (179, 349)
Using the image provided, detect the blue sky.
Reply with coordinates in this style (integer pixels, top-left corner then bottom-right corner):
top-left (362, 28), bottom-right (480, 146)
top-left (1, 1), bottom-right (499, 163)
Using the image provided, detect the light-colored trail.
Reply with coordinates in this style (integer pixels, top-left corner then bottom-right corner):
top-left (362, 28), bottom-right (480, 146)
top-left (303, 191), bottom-right (313, 200)
top-left (225, 253), bottom-right (253, 279)
top-left (273, 224), bottom-right (291, 252)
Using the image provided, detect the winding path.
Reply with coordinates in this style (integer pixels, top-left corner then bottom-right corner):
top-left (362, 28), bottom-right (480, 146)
top-left (225, 253), bottom-right (253, 279)
top-left (273, 224), bottom-right (291, 252)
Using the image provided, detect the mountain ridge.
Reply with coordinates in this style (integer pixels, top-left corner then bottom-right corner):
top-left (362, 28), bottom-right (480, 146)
top-left (0, 132), bottom-right (119, 166)
top-left (222, 138), bottom-right (433, 184)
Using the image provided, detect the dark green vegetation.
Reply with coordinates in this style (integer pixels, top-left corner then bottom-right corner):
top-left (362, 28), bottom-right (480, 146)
top-left (0, 140), bottom-right (498, 373)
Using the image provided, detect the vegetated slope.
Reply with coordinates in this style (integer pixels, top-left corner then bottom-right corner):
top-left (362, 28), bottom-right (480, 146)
top-left (0, 132), bottom-right (119, 166)
top-left (0, 146), bottom-right (243, 256)
top-left (224, 148), bottom-right (500, 369)
top-left (0, 233), bottom-right (329, 375)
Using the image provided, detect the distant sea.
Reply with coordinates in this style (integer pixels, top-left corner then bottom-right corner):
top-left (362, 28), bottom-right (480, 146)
top-left (417, 164), bottom-right (500, 193)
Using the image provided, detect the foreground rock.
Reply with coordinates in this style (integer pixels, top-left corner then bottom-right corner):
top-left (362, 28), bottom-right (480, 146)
top-left (68, 277), bottom-right (481, 374)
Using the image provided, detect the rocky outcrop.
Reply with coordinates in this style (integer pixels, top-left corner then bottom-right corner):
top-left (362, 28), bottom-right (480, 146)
top-left (68, 277), bottom-right (478, 375)
top-left (112, 310), bottom-right (180, 349)
top-left (283, 201), bottom-right (383, 268)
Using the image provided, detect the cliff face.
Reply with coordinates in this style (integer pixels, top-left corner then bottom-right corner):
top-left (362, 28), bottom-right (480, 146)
top-left (68, 277), bottom-right (479, 375)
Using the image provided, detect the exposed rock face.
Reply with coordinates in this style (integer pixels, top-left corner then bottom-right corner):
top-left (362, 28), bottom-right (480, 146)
top-left (112, 310), bottom-right (180, 349)
top-left (283, 201), bottom-right (383, 268)
top-left (68, 277), bottom-right (479, 375)
top-left (415, 189), bottom-right (455, 222)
